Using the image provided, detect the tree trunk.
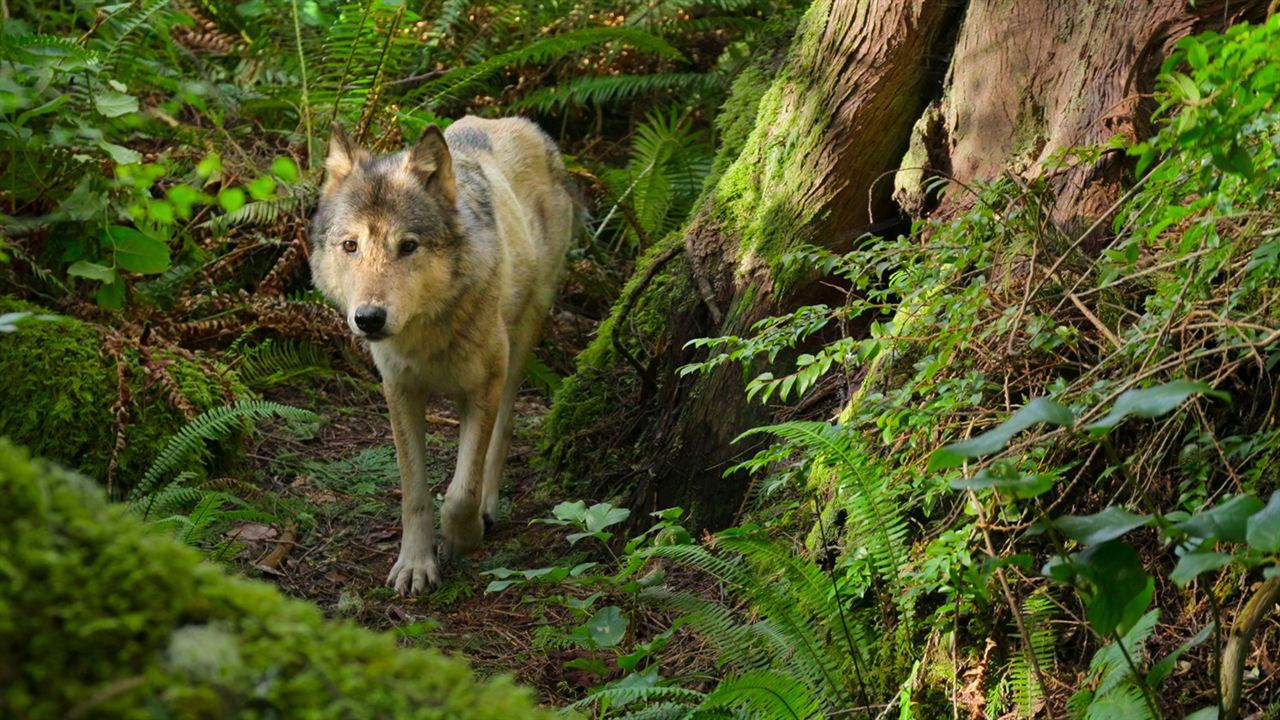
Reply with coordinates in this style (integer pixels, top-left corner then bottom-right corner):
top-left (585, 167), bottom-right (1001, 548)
top-left (544, 0), bottom-right (1267, 529)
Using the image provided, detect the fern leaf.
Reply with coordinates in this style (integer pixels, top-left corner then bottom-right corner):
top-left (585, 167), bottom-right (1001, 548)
top-left (700, 670), bottom-right (820, 720)
top-left (403, 27), bottom-right (684, 111)
top-left (132, 400), bottom-right (318, 500)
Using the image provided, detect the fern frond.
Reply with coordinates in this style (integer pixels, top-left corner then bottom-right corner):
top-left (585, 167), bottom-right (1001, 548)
top-left (641, 541), bottom-right (855, 709)
top-left (573, 684), bottom-right (705, 711)
top-left (403, 27), bottom-right (684, 111)
top-left (743, 421), bottom-right (910, 591)
top-left (232, 338), bottom-right (331, 390)
top-left (100, 0), bottom-right (178, 66)
top-left (700, 670), bottom-right (819, 720)
top-left (132, 400), bottom-right (318, 500)
top-left (511, 72), bottom-right (722, 113)
top-left (202, 179), bottom-right (314, 232)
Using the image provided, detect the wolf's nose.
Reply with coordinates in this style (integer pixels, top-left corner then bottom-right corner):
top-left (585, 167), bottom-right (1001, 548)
top-left (354, 305), bottom-right (387, 333)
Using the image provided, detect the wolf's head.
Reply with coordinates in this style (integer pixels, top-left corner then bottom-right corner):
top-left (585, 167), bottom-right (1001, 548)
top-left (309, 125), bottom-right (460, 341)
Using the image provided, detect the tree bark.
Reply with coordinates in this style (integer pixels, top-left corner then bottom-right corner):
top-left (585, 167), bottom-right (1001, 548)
top-left (545, 0), bottom-right (1267, 529)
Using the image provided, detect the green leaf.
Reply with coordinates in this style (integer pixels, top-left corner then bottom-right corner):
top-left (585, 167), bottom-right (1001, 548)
top-left (1184, 707), bottom-right (1218, 720)
top-left (96, 278), bottom-right (125, 309)
top-left (930, 398), bottom-right (1073, 469)
top-left (1166, 71), bottom-right (1201, 102)
top-left (1175, 495), bottom-right (1263, 543)
top-left (1054, 507), bottom-right (1153, 545)
top-left (1075, 541), bottom-right (1153, 636)
top-left (1211, 143), bottom-right (1254, 178)
top-left (1170, 551), bottom-right (1232, 587)
top-left (563, 657), bottom-right (610, 677)
top-left (950, 468), bottom-right (1054, 499)
top-left (551, 500), bottom-right (587, 523)
top-left (67, 260), bottom-right (116, 283)
top-left (1186, 41), bottom-right (1209, 70)
top-left (97, 140), bottom-right (140, 165)
top-left (271, 156), bottom-right (300, 183)
top-left (247, 175), bottom-right (277, 201)
top-left (105, 226), bottom-right (170, 274)
top-left (585, 605), bottom-right (627, 648)
top-left (484, 579), bottom-right (518, 593)
top-left (1246, 491), bottom-right (1280, 552)
top-left (1085, 380), bottom-right (1226, 433)
top-left (218, 188), bottom-right (246, 213)
top-left (93, 89), bottom-right (138, 117)
top-left (1148, 621), bottom-right (1213, 687)
top-left (583, 503), bottom-right (630, 533)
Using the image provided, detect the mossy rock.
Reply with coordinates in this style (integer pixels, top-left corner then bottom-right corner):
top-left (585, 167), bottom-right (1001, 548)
top-left (0, 296), bottom-right (243, 492)
top-left (0, 440), bottom-right (557, 719)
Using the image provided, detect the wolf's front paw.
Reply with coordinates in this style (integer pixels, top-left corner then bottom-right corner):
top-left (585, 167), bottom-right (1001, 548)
top-left (387, 547), bottom-right (441, 596)
top-left (440, 502), bottom-right (485, 560)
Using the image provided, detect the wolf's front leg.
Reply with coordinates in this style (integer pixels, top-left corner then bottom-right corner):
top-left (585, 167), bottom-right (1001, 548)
top-left (440, 375), bottom-right (502, 559)
top-left (385, 381), bottom-right (440, 595)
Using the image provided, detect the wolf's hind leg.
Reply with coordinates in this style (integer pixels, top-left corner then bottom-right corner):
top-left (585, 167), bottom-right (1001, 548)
top-left (385, 382), bottom-right (440, 595)
top-left (481, 311), bottom-right (542, 527)
top-left (441, 372), bottom-right (502, 558)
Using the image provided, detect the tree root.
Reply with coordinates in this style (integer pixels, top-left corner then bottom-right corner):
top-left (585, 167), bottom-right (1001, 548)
top-left (1220, 576), bottom-right (1280, 720)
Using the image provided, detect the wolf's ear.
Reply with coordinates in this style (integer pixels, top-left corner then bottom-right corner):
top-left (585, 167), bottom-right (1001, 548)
top-left (406, 125), bottom-right (456, 206)
top-left (323, 124), bottom-right (366, 194)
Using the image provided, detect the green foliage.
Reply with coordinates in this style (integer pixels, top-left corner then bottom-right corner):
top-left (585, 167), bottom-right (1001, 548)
top-left (600, 109), bottom-right (713, 251)
top-left (0, 439), bottom-right (554, 719)
top-left (128, 400), bottom-right (318, 551)
top-left (667, 14), bottom-right (1280, 718)
top-left (0, 296), bottom-right (241, 488)
top-left (485, 501), bottom-right (688, 677)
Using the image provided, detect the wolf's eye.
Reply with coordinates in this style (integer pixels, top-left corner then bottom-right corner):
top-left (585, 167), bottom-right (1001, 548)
top-left (341, 239), bottom-right (358, 254)
top-left (399, 238), bottom-right (419, 256)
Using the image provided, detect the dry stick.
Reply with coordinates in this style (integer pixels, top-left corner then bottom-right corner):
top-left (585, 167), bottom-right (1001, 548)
top-left (1066, 291), bottom-right (1122, 349)
top-left (1221, 576), bottom-right (1280, 720)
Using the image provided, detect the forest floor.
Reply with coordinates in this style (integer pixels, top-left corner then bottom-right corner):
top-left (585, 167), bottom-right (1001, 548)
top-left (227, 370), bottom-right (717, 705)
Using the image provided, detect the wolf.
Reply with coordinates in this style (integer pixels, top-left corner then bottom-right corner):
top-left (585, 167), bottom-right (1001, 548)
top-left (309, 117), bottom-right (577, 595)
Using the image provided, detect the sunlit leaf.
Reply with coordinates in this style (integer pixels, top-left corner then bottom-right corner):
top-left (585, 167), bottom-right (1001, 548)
top-left (930, 398), bottom-right (1074, 470)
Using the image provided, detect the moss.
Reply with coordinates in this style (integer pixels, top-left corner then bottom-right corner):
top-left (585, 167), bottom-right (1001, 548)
top-left (541, 234), bottom-right (694, 484)
top-left (0, 296), bottom-right (243, 491)
top-left (0, 440), bottom-right (556, 719)
top-left (708, 0), bottom-right (836, 288)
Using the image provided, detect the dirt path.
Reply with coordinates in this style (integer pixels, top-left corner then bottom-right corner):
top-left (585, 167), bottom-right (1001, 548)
top-left (233, 375), bottom-right (601, 702)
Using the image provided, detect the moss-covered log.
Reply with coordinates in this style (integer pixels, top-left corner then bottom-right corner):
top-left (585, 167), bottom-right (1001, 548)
top-left (0, 440), bottom-right (554, 719)
top-left (0, 297), bottom-right (243, 493)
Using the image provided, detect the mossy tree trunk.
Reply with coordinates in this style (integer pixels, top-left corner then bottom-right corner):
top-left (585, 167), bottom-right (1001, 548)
top-left (545, 0), bottom-right (1267, 529)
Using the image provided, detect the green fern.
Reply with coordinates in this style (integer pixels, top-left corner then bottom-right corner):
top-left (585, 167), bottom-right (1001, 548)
top-left (700, 670), bottom-right (819, 720)
top-left (511, 72), bottom-right (723, 114)
top-left (203, 179), bottom-right (316, 232)
top-left (402, 27), bottom-right (684, 112)
top-left (131, 400), bottom-right (319, 501)
top-left (740, 421), bottom-right (911, 596)
top-left (598, 109), bottom-right (712, 249)
top-left (624, 530), bottom-right (870, 717)
top-left (232, 338), bottom-right (332, 391)
top-left (1005, 591), bottom-right (1056, 719)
